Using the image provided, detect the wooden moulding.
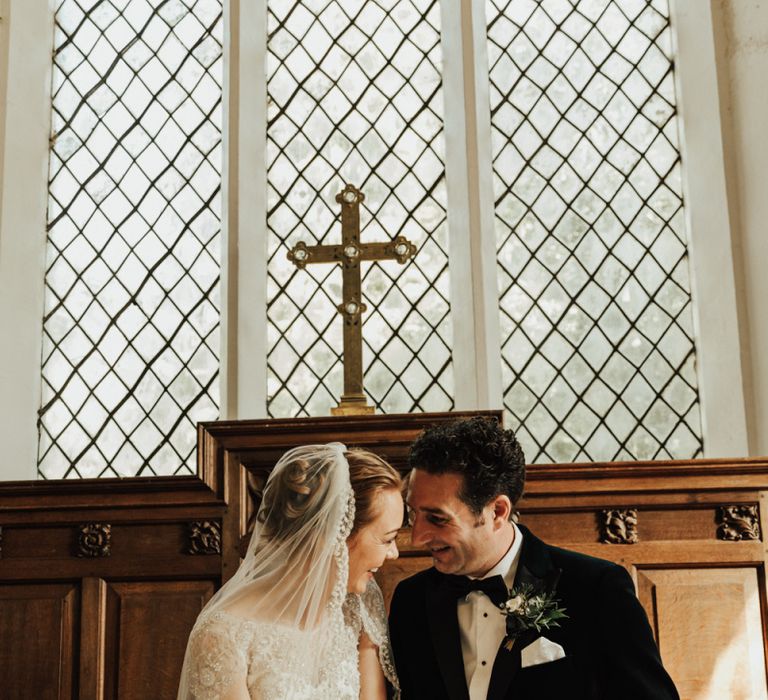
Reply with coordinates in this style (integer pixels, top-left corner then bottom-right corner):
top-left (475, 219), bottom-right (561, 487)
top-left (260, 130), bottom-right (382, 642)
top-left (522, 456), bottom-right (768, 497)
top-left (0, 473), bottom-right (223, 512)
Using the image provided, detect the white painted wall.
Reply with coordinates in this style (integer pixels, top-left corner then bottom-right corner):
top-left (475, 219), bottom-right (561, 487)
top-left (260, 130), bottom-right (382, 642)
top-left (0, 0), bottom-right (8, 205)
top-left (711, 0), bottom-right (768, 455)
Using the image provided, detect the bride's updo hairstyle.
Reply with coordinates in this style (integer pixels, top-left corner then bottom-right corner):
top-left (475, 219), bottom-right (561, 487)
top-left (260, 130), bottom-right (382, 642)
top-left (256, 454), bottom-right (332, 540)
top-left (257, 447), bottom-right (402, 541)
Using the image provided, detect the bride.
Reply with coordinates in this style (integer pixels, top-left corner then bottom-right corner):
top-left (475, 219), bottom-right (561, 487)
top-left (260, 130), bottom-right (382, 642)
top-left (177, 443), bottom-right (403, 699)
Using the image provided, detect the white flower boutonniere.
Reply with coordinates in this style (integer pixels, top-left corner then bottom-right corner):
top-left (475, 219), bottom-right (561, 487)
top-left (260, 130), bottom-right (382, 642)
top-left (499, 583), bottom-right (567, 651)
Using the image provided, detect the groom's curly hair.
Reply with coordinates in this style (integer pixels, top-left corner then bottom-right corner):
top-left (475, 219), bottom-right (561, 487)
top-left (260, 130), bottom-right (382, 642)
top-left (408, 416), bottom-right (525, 517)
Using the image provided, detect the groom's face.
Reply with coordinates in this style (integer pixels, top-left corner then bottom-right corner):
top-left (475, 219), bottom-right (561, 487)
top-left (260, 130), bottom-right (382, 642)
top-left (407, 469), bottom-right (498, 577)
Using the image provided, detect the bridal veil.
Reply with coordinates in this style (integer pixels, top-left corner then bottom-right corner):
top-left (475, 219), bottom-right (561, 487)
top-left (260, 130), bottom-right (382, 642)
top-left (177, 443), bottom-right (398, 699)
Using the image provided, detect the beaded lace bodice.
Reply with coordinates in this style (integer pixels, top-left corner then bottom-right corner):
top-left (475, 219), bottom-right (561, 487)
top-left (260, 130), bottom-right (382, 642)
top-left (185, 610), bottom-right (358, 699)
top-left (183, 583), bottom-right (399, 700)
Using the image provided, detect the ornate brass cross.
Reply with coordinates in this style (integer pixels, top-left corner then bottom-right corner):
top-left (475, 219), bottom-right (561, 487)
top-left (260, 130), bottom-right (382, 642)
top-left (287, 184), bottom-right (416, 415)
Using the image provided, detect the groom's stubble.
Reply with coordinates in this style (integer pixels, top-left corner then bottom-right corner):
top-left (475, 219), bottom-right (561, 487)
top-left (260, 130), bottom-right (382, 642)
top-left (407, 469), bottom-right (516, 578)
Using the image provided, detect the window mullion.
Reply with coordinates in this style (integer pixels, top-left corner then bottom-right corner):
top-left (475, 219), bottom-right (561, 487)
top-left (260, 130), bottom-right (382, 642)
top-left (440, 0), bottom-right (502, 410)
top-left (221, 0), bottom-right (269, 419)
top-left (0, 1), bottom-right (54, 480)
top-left (669, 0), bottom-right (748, 455)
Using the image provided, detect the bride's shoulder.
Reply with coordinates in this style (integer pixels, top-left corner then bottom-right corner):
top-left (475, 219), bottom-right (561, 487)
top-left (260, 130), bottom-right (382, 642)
top-left (191, 610), bottom-right (301, 654)
top-left (188, 611), bottom-right (250, 652)
top-left (182, 611), bottom-right (255, 698)
top-left (189, 609), bottom-right (268, 659)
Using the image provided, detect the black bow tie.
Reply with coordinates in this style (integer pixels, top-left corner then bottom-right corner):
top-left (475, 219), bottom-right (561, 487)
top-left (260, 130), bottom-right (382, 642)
top-left (442, 574), bottom-right (508, 606)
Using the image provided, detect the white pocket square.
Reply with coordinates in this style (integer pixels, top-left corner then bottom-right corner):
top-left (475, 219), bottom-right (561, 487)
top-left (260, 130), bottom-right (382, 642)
top-left (520, 636), bottom-right (566, 668)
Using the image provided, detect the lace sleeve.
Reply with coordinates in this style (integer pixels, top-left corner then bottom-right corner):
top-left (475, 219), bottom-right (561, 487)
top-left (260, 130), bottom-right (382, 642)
top-left (179, 613), bottom-right (249, 700)
top-left (358, 581), bottom-right (401, 699)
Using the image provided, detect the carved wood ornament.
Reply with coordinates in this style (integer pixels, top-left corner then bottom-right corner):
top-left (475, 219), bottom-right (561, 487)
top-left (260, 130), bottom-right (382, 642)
top-left (599, 509), bottom-right (638, 544)
top-left (187, 521), bottom-right (222, 555)
top-left (716, 505), bottom-right (761, 541)
top-left (77, 523), bottom-right (111, 557)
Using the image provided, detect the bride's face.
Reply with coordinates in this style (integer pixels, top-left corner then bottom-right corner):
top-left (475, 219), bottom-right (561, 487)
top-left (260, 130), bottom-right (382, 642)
top-left (346, 488), bottom-right (404, 594)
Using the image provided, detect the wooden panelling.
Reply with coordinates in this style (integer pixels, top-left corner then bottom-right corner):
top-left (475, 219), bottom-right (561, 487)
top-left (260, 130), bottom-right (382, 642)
top-left (1, 524), bottom-right (75, 558)
top-left (103, 580), bottom-right (215, 700)
top-left (0, 582), bottom-right (79, 700)
top-left (518, 505), bottom-right (762, 546)
top-left (637, 567), bottom-right (768, 700)
top-left (0, 456), bottom-right (227, 699)
top-left (80, 577), bottom-right (107, 700)
top-left (0, 521), bottom-right (221, 561)
top-left (639, 507), bottom-right (744, 542)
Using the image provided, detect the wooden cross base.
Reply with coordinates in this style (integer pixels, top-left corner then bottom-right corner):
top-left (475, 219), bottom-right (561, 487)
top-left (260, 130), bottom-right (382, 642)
top-left (331, 393), bottom-right (376, 416)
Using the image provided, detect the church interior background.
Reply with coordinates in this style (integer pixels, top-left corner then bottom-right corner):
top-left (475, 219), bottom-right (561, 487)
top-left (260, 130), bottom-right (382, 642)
top-left (0, 1), bottom-right (767, 698)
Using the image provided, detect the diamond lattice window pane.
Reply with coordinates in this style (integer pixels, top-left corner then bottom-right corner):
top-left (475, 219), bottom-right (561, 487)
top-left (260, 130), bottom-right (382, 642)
top-left (267, 0), bottom-right (454, 416)
top-left (488, 0), bottom-right (703, 462)
top-left (38, 0), bottom-right (223, 478)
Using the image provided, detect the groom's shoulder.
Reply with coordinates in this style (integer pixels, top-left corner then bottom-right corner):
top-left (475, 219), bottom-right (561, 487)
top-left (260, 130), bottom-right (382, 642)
top-left (526, 527), bottom-right (627, 581)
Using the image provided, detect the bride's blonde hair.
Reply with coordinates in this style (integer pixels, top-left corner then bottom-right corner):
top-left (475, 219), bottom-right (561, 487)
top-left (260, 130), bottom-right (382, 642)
top-left (346, 448), bottom-right (402, 533)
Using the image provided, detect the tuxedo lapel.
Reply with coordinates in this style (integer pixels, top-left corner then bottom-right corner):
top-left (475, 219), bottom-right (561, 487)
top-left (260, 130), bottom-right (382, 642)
top-left (426, 574), bottom-right (470, 700)
top-left (486, 525), bottom-right (561, 700)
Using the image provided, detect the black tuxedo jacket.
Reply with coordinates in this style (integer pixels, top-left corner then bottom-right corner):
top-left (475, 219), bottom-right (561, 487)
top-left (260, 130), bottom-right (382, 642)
top-left (389, 525), bottom-right (679, 700)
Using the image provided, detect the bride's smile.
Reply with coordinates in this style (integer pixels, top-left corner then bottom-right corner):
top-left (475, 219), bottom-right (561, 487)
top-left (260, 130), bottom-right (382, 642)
top-left (347, 488), bottom-right (404, 594)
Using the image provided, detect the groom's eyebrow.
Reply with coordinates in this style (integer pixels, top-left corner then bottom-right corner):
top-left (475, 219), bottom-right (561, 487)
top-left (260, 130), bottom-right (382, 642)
top-left (405, 498), bottom-right (451, 516)
top-left (412, 505), bottom-right (450, 516)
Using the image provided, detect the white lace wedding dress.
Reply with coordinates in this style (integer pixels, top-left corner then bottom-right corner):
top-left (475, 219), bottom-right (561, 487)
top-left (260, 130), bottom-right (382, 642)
top-left (182, 580), bottom-right (398, 699)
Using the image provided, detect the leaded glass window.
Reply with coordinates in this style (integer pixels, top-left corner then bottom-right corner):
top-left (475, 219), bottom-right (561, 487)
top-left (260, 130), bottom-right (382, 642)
top-left (38, 0), bottom-right (223, 478)
top-left (33, 0), bottom-right (709, 479)
top-left (488, 0), bottom-right (703, 461)
top-left (266, 0), bottom-right (454, 417)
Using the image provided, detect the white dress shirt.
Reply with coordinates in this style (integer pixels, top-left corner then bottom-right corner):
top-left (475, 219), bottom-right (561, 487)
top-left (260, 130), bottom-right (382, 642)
top-left (457, 522), bottom-right (523, 700)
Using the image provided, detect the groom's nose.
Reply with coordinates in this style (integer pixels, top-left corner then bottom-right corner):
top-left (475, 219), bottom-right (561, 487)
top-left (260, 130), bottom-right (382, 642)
top-left (410, 515), bottom-right (431, 547)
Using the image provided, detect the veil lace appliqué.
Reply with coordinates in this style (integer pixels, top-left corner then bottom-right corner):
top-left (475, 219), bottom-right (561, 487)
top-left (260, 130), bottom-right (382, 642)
top-left (343, 580), bottom-right (401, 699)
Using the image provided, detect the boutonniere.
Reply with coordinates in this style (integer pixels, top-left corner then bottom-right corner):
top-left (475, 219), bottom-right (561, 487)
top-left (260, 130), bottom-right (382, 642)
top-left (499, 583), bottom-right (567, 651)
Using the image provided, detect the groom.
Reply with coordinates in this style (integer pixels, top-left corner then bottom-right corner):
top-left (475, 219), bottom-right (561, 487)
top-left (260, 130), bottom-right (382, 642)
top-left (389, 417), bottom-right (679, 700)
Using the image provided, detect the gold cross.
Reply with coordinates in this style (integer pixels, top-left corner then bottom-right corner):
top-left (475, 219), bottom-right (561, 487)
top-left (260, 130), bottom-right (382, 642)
top-left (287, 184), bottom-right (416, 415)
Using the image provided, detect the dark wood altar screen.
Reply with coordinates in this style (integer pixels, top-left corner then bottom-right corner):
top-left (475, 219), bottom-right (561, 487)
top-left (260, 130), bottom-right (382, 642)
top-left (1, 410), bottom-right (767, 699)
